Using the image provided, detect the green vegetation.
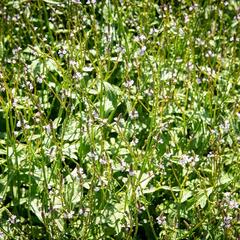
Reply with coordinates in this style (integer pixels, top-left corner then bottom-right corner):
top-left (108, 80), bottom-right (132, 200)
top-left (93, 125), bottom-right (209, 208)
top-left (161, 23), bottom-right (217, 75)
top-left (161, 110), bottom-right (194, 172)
top-left (0, 0), bottom-right (239, 239)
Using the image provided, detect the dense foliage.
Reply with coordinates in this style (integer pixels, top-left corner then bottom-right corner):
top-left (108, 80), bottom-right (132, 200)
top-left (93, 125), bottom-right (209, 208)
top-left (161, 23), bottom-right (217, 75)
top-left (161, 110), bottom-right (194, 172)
top-left (0, 0), bottom-right (239, 239)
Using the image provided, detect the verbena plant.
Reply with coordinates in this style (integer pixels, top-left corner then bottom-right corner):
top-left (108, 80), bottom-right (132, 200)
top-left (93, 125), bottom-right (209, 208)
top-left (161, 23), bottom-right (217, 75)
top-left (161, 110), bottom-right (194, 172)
top-left (0, 0), bottom-right (239, 239)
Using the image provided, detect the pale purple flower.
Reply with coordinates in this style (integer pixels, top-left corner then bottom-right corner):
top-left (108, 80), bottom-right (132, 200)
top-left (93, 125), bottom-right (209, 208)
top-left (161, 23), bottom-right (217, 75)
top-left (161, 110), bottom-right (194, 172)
top-left (73, 72), bottom-right (83, 80)
top-left (0, 231), bottom-right (4, 239)
top-left (139, 46), bottom-right (147, 56)
top-left (179, 154), bottom-right (192, 166)
top-left (228, 200), bottom-right (239, 209)
top-left (123, 80), bottom-right (134, 88)
top-left (99, 157), bottom-right (107, 165)
top-left (223, 216), bottom-right (232, 228)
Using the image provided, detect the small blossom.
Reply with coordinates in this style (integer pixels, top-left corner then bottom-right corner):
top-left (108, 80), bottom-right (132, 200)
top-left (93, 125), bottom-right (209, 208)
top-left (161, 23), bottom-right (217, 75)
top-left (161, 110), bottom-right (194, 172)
top-left (228, 200), bottom-right (239, 209)
top-left (187, 62), bottom-right (194, 71)
top-left (83, 66), bottom-right (94, 72)
top-left (129, 170), bottom-right (135, 176)
top-left (17, 120), bottom-right (22, 128)
top-left (94, 186), bottom-right (100, 192)
top-left (236, 112), bottom-right (240, 119)
top-left (129, 110), bottom-right (139, 120)
top-left (220, 120), bottom-right (230, 133)
top-left (156, 215), bottom-right (166, 225)
top-left (37, 76), bottom-right (44, 83)
top-left (134, 35), bottom-right (146, 42)
top-left (8, 215), bottom-right (19, 224)
top-left (224, 192), bottom-right (231, 199)
top-left (44, 124), bottom-right (51, 134)
top-left (130, 137), bottom-right (139, 146)
top-left (73, 72), bottom-right (83, 80)
top-left (26, 81), bottom-right (34, 91)
top-left (149, 28), bottom-right (158, 35)
top-left (116, 46), bottom-right (126, 54)
top-left (207, 151), bottom-right (214, 158)
top-left (99, 157), bottom-right (107, 165)
top-left (79, 208), bottom-right (90, 217)
top-left (88, 151), bottom-right (98, 161)
top-left (64, 211), bottom-right (74, 219)
top-left (0, 84), bottom-right (6, 92)
top-left (79, 208), bottom-right (84, 215)
top-left (223, 216), bottom-right (232, 228)
top-left (176, 57), bottom-right (183, 63)
top-left (205, 50), bottom-right (214, 58)
top-left (144, 88), bottom-right (154, 96)
top-left (86, 0), bottom-right (96, 4)
top-left (123, 80), bottom-right (134, 88)
top-left (139, 46), bottom-right (147, 56)
top-left (46, 146), bottom-right (57, 159)
top-left (143, 219), bottom-right (147, 224)
top-left (69, 60), bottom-right (79, 67)
top-left (179, 154), bottom-right (192, 166)
top-left (58, 49), bottom-right (67, 58)
top-left (120, 160), bottom-right (127, 170)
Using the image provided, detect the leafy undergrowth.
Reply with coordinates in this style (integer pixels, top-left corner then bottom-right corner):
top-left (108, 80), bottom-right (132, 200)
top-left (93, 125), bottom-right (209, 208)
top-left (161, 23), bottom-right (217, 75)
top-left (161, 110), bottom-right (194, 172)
top-left (0, 0), bottom-right (239, 239)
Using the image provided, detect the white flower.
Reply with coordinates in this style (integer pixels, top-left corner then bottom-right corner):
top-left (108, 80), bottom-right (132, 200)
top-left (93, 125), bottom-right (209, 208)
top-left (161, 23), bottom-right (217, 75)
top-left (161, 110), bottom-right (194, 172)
top-left (26, 81), bottom-right (34, 91)
top-left (86, 0), bottom-right (96, 4)
top-left (129, 110), bottom-right (139, 120)
top-left (44, 124), bottom-right (51, 134)
top-left (228, 200), bottom-right (239, 209)
top-left (94, 186), bottom-right (100, 192)
top-left (237, 112), bottom-right (240, 119)
top-left (144, 88), bottom-right (154, 96)
top-left (179, 154), bottom-right (192, 166)
top-left (83, 66), bottom-right (94, 72)
top-left (130, 137), bottom-right (139, 146)
top-left (156, 215), bottom-right (166, 225)
top-left (129, 170), bottom-right (135, 176)
top-left (17, 120), bottom-right (22, 128)
top-left (88, 151), bottom-right (98, 161)
top-left (37, 76), bottom-right (44, 83)
top-left (8, 215), bottom-right (19, 224)
top-left (64, 211), bottom-right (74, 219)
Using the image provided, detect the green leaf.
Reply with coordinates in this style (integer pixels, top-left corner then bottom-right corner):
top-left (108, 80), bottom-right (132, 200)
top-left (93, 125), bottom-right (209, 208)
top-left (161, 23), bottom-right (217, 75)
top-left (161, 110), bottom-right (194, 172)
top-left (31, 199), bottom-right (44, 223)
top-left (43, 0), bottom-right (62, 5)
top-left (180, 189), bottom-right (193, 203)
top-left (196, 187), bottom-right (213, 209)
